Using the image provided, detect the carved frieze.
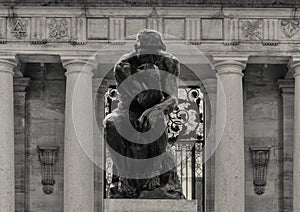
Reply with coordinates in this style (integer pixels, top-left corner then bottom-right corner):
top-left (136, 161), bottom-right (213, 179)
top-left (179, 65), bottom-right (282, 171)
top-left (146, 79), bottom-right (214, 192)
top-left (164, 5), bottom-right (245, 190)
top-left (1, 12), bottom-right (300, 45)
top-left (262, 19), bottom-right (279, 45)
top-left (249, 146), bottom-right (271, 195)
top-left (202, 18), bottom-right (223, 40)
top-left (185, 18), bottom-right (201, 41)
top-left (70, 17), bottom-right (86, 45)
top-left (0, 18), bottom-right (7, 43)
top-left (109, 18), bottom-right (125, 40)
top-left (224, 18), bottom-right (239, 45)
top-left (280, 19), bottom-right (300, 39)
top-left (30, 17), bottom-right (47, 44)
top-left (8, 18), bottom-right (30, 40)
top-left (87, 18), bottom-right (109, 40)
top-left (47, 18), bottom-right (70, 40)
top-left (125, 18), bottom-right (147, 38)
top-left (164, 18), bottom-right (185, 39)
top-left (240, 19), bottom-right (263, 41)
top-left (147, 17), bottom-right (163, 33)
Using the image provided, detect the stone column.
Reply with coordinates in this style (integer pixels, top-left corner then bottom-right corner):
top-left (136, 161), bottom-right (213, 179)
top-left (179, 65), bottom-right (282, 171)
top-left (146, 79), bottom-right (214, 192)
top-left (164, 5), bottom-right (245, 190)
top-left (0, 58), bottom-right (17, 212)
top-left (13, 77), bottom-right (30, 212)
top-left (278, 79), bottom-right (294, 212)
top-left (93, 78), bottom-right (108, 212)
top-left (290, 60), bottom-right (300, 211)
top-left (202, 78), bottom-right (217, 212)
top-left (62, 59), bottom-right (95, 212)
top-left (213, 58), bottom-right (247, 212)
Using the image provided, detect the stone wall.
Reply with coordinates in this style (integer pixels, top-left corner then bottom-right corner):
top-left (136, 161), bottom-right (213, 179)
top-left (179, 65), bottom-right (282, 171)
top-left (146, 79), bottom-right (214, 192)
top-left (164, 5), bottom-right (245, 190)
top-left (244, 64), bottom-right (287, 212)
top-left (23, 63), bottom-right (66, 212)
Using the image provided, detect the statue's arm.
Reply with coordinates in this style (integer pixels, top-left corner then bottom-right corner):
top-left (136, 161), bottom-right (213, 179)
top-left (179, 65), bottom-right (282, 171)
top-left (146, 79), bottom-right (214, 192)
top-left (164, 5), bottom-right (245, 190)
top-left (138, 57), bottom-right (180, 130)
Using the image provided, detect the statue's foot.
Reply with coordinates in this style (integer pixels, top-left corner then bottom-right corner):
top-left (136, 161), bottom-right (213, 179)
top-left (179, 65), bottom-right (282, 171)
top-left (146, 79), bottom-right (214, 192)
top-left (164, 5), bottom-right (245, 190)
top-left (142, 176), bottom-right (160, 190)
top-left (119, 178), bottom-right (138, 198)
top-left (108, 182), bottom-right (124, 198)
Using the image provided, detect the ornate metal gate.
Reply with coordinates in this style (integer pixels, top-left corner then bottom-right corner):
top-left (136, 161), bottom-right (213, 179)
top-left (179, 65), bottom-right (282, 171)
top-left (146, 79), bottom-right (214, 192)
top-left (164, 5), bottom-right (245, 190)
top-left (104, 86), bottom-right (204, 210)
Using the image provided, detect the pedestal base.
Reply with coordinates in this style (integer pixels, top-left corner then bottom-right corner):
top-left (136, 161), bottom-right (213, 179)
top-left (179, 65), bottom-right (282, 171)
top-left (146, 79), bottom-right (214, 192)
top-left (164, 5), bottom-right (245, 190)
top-left (105, 199), bottom-right (197, 212)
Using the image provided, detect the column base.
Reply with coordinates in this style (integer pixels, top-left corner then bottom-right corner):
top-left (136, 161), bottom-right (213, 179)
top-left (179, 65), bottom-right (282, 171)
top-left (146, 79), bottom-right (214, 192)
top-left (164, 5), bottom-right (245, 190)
top-left (104, 199), bottom-right (197, 212)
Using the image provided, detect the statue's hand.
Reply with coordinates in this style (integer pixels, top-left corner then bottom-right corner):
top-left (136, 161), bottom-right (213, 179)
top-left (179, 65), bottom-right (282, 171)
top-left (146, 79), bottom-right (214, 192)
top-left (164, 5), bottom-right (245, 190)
top-left (138, 108), bottom-right (162, 131)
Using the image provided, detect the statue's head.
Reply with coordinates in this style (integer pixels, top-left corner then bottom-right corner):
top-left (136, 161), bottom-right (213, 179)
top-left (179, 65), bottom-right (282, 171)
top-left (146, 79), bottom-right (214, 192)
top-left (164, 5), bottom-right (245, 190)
top-left (134, 29), bottom-right (166, 55)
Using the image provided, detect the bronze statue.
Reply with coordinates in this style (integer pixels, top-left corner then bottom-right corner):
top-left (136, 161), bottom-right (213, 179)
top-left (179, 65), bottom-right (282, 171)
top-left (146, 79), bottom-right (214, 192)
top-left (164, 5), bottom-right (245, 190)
top-left (104, 29), bottom-right (184, 199)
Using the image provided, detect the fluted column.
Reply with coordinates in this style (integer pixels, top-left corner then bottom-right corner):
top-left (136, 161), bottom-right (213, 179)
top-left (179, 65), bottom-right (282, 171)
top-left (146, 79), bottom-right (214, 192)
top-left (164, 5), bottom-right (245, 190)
top-left (290, 58), bottom-right (300, 211)
top-left (0, 58), bottom-right (17, 212)
top-left (213, 58), bottom-right (247, 212)
top-left (62, 58), bottom-right (95, 212)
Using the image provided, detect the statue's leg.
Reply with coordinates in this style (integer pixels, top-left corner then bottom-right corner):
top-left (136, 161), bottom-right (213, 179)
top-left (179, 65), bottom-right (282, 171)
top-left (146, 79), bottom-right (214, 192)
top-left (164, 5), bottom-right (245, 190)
top-left (141, 132), bottom-right (169, 190)
top-left (104, 115), bottom-right (138, 197)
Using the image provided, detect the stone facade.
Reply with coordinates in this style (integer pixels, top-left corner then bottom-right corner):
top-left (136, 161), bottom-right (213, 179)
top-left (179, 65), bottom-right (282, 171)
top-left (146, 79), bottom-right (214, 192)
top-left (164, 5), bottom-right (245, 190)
top-left (0, 3), bottom-right (298, 212)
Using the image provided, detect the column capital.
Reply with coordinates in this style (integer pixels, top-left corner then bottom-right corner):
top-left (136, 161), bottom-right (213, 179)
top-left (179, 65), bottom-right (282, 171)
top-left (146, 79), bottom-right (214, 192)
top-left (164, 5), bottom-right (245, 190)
top-left (213, 56), bottom-right (248, 76)
top-left (288, 56), bottom-right (300, 78)
top-left (278, 79), bottom-right (295, 94)
top-left (92, 77), bottom-right (108, 94)
top-left (201, 78), bottom-right (217, 95)
top-left (0, 58), bottom-right (18, 76)
top-left (13, 77), bottom-right (30, 93)
top-left (61, 57), bottom-right (97, 77)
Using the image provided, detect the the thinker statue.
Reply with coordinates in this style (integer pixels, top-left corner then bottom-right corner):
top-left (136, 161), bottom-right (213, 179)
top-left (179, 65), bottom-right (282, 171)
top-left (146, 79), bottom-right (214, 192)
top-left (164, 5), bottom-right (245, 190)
top-left (104, 29), bottom-right (184, 199)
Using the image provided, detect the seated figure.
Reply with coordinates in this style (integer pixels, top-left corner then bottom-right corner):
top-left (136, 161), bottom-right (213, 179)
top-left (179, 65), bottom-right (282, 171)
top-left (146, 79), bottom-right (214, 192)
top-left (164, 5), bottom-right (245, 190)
top-left (104, 29), bottom-right (184, 199)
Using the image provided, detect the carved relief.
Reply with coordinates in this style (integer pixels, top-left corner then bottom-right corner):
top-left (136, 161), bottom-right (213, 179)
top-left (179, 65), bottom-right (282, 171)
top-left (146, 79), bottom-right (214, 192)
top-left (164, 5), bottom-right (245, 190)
top-left (263, 19), bottom-right (279, 45)
top-left (70, 17), bottom-right (87, 45)
top-left (185, 18), bottom-right (201, 41)
top-left (30, 17), bottom-right (47, 44)
top-left (224, 18), bottom-right (239, 45)
top-left (10, 18), bottom-right (29, 39)
top-left (38, 146), bottom-right (59, 194)
top-left (48, 18), bottom-right (69, 40)
top-left (249, 147), bottom-right (271, 195)
top-left (240, 19), bottom-right (263, 41)
top-left (109, 18), bottom-right (125, 40)
top-left (280, 19), bottom-right (300, 39)
top-left (0, 18), bottom-right (7, 43)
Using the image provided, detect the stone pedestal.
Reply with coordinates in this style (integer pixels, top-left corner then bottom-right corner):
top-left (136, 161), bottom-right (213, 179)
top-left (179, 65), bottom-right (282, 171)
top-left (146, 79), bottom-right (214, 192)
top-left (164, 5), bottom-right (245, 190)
top-left (214, 58), bottom-right (247, 212)
top-left (0, 58), bottom-right (17, 212)
top-left (104, 199), bottom-right (197, 212)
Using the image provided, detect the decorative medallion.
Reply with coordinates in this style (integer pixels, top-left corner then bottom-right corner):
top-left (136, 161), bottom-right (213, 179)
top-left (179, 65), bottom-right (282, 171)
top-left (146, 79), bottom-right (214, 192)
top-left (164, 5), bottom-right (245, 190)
top-left (240, 20), bottom-right (262, 41)
top-left (48, 18), bottom-right (68, 39)
top-left (280, 19), bottom-right (300, 39)
top-left (10, 18), bottom-right (28, 39)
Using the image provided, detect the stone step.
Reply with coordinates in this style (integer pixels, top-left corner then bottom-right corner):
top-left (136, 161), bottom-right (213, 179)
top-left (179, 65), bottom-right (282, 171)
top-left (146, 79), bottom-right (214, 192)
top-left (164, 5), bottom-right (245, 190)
top-left (104, 199), bottom-right (197, 212)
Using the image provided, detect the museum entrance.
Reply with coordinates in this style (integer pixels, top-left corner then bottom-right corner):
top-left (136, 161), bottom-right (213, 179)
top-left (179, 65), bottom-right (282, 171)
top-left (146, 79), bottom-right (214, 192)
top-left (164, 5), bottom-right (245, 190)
top-left (103, 85), bottom-right (205, 211)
